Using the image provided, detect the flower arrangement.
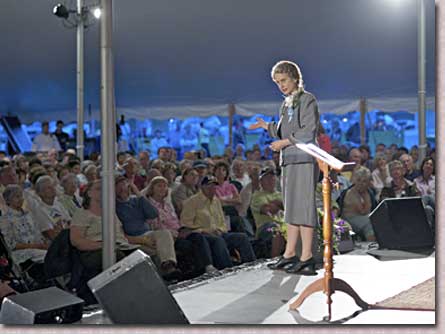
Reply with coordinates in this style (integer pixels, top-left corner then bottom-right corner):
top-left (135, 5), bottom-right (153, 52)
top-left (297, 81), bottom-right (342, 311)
top-left (260, 210), bottom-right (286, 239)
top-left (263, 209), bottom-right (353, 255)
top-left (316, 208), bottom-right (353, 254)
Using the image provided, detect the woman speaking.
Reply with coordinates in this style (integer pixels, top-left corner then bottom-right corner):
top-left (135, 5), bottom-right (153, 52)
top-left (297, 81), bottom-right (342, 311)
top-left (249, 60), bottom-right (320, 275)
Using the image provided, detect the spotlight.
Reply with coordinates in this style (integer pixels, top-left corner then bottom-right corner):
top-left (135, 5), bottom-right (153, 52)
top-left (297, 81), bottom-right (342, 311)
top-left (92, 7), bottom-right (102, 19)
top-left (53, 4), bottom-right (70, 19)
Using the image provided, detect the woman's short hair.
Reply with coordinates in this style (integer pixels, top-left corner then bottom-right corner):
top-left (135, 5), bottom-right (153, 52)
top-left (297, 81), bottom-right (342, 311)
top-left (83, 164), bottom-right (97, 175)
top-left (181, 167), bottom-right (196, 183)
top-left (60, 173), bottom-right (78, 188)
top-left (388, 160), bottom-right (403, 172)
top-left (161, 162), bottom-right (177, 175)
top-left (3, 184), bottom-right (23, 206)
top-left (271, 60), bottom-right (304, 91)
top-left (352, 166), bottom-right (371, 183)
top-left (150, 159), bottom-right (165, 170)
top-left (82, 180), bottom-right (100, 209)
top-left (420, 157), bottom-right (435, 175)
top-left (145, 176), bottom-right (168, 198)
top-left (214, 161), bottom-right (230, 180)
top-left (372, 153), bottom-right (386, 170)
top-left (178, 159), bottom-right (193, 172)
top-left (35, 175), bottom-right (54, 194)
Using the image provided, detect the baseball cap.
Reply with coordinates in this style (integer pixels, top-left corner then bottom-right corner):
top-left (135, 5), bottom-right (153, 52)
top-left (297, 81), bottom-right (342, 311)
top-left (259, 167), bottom-right (276, 179)
top-left (193, 160), bottom-right (208, 169)
top-left (200, 175), bottom-right (218, 186)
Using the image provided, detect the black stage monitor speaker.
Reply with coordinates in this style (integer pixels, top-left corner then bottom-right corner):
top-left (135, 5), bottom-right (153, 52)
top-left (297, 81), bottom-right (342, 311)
top-left (87, 250), bottom-right (189, 324)
top-left (0, 287), bottom-right (84, 324)
top-left (369, 197), bottom-right (434, 251)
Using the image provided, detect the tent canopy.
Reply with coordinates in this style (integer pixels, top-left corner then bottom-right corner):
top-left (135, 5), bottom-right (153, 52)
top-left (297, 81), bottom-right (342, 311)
top-left (0, 0), bottom-right (435, 123)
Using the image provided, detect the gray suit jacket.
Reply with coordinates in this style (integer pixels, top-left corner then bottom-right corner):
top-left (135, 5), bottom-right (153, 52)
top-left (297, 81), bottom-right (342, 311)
top-left (267, 91), bottom-right (320, 166)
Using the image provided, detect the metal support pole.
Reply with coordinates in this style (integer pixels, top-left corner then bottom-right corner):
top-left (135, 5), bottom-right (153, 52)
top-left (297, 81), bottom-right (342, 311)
top-left (418, 0), bottom-right (427, 161)
top-left (228, 104), bottom-right (235, 149)
top-left (359, 97), bottom-right (367, 146)
top-left (76, 0), bottom-right (85, 161)
top-left (100, 0), bottom-right (116, 270)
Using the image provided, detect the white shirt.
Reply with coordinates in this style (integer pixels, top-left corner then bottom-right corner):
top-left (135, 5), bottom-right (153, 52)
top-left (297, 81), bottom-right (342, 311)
top-left (28, 196), bottom-right (71, 236)
top-left (199, 127), bottom-right (210, 144)
top-left (232, 173), bottom-right (251, 188)
top-left (32, 133), bottom-right (61, 152)
top-left (150, 137), bottom-right (169, 158)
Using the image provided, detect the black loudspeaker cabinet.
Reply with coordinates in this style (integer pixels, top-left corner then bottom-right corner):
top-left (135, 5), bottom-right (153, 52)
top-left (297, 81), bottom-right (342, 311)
top-left (0, 287), bottom-right (84, 324)
top-left (87, 250), bottom-right (189, 324)
top-left (369, 197), bottom-right (434, 250)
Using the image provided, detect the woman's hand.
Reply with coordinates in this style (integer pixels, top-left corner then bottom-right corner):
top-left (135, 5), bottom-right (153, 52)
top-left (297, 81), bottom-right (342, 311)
top-left (270, 139), bottom-right (289, 152)
top-left (248, 118), bottom-right (268, 130)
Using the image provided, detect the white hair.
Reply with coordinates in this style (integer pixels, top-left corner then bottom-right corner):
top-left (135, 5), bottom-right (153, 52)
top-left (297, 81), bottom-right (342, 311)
top-left (35, 175), bottom-right (55, 194)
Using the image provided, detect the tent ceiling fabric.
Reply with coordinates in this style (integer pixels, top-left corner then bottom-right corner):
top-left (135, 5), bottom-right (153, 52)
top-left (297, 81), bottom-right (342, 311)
top-left (0, 0), bottom-right (435, 122)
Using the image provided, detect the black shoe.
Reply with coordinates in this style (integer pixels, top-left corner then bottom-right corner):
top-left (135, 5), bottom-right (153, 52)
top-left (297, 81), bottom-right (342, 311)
top-left (267, 256), bottom-right (298, 270)
top-left (285, 257), bottom-right (317, 275)
top-left (162, 268), bottom-right (182, 282)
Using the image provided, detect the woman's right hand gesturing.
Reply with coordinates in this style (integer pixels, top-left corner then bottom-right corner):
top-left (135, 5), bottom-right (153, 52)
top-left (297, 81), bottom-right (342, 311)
top-left (248, 117), bottom-right (268, 130)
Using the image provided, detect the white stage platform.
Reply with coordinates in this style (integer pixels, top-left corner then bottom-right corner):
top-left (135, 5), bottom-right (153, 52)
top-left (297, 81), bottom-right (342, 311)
top-left (81, 243), bottom-right (435, 325)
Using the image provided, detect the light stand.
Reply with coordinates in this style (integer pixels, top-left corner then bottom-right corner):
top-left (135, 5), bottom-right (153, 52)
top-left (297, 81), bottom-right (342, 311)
top-left (53, 2), bottom-right (101, 161)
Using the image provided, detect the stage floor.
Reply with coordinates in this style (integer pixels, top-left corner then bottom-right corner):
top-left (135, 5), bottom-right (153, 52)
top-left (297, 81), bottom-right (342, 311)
top-left (81, 243), bottom-right (435, 325)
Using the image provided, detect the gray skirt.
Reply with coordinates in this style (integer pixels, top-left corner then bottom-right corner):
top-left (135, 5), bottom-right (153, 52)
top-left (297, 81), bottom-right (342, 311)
top-left (281, 163), bottom-right (319, 227)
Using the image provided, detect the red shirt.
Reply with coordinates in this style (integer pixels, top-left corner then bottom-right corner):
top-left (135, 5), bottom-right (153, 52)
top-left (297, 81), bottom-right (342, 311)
top-left (317, 134), bottom-right (332, 153)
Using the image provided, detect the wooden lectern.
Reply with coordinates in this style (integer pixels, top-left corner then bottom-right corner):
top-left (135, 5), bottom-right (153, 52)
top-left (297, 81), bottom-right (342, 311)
top-left (288, 143), bottom-right (370, 321)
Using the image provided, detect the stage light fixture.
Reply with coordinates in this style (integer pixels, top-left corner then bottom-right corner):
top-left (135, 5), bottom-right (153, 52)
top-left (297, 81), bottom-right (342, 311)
top-left (53, 4), bottom-right (70, 19)
top-left (92, 7), bottom-right (102, 19)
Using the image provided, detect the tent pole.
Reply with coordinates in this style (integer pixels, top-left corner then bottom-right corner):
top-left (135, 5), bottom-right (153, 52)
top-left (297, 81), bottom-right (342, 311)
top-left (228, 104), bottom-right (235, 149)
top-left (100, 0), bottom-right (116, 270)
top-left (76, 0), bottom-right (85, 161)
top-left (417, 0), bottom-right (427, 161)
top-left (359, 97), bottom-right (367, 146)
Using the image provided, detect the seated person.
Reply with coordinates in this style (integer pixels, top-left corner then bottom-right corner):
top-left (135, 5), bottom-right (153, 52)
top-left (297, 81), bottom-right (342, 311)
top-left (381, 160), bottom-right (435, 234)
top-left (250, 167), bottom-right (285, 258)
top-left (0, 165), bottom-right (19, 214)
top-left (413, 157), bottom-right (435, 209)
top-left (70, 180), bottom-right (138, 276)
top-left (122, 157), bottom-right (143, 196)
top-left (82, 164), bottom-right (98, 185)
top-left (28, 175), bottom-right (71, 242)
top-left (58, 173), bottom-right (82, 217)
top-left (230, 159), bottom-right (250, 188)
top-left (316, 169), bottom-right (350, 210)
top-left (339, 166), bottom-right (377, 241)
top-left (161, 162), bottom-right (179, 191)
top-left (126, 156), bottom-right (146, 191)
top-left (145, 176), bottom-right (218, 275)
top-left (239, 160), bottom-right (261, 218)
top-left (114, 176), bottom-right (180, 277)
top-left (399, 153), bottom-right (421, 182)
top-left (341, 148), bottom-right (362, 182)
top-left (171, 167), bottom-right (199, 216)
top-left (0, 185), bottom-right (48, 281)
top-left (380, 160), bottom-right (420, 199)
top-left (214, 161), bottom-right (241, 215)
top-left (370, 153), bottom-right (392, 199)
top-left (181, 176), bottom-right (256, 270)
top-left (214, 161), bottom-right (250, 235)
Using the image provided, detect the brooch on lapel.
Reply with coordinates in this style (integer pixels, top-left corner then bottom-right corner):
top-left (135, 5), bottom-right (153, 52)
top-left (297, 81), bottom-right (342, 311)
top-left (287, 106), bottom-right (294, 122)
top-left (284, 94), bottom-right (298, 122)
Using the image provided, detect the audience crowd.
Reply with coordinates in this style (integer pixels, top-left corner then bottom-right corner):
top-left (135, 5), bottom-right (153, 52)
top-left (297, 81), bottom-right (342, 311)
top-left (0, 122), bottom-right (436, 303)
